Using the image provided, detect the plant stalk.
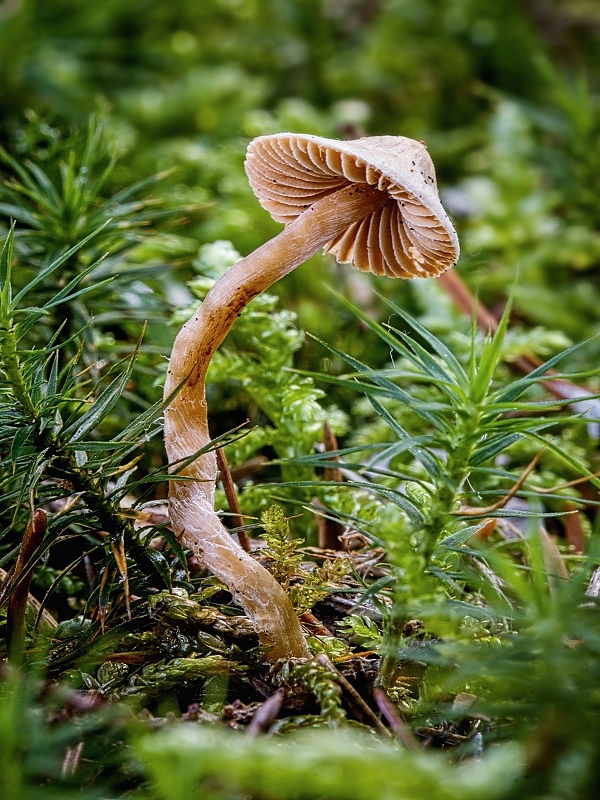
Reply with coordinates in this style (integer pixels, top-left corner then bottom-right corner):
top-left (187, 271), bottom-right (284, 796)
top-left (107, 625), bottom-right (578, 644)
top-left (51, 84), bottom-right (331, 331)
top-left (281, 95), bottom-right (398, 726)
top-left (0, 318), bottom-right (36, 419)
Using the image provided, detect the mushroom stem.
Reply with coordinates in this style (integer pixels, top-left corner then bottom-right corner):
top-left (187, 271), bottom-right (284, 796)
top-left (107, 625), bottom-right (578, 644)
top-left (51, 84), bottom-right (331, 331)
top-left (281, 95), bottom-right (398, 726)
top-left (164, 181), bottom-right (386, 661)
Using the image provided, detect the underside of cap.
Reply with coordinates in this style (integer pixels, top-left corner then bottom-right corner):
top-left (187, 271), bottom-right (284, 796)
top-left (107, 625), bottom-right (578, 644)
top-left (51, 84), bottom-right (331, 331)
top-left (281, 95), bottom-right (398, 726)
top-left (245, 133), bottom-right (459, 279)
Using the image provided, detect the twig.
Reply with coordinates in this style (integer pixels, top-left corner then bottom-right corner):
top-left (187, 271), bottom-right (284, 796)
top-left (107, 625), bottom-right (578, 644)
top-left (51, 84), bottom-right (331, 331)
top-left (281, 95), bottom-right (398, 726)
top-left (299, 610), bottom-right (333, 638)
top-left (316, 422), bottom-right (345, 550)
top-left (439, 270), bottom-right (497, 333)
top-left (216, 447), bottom-right (251, 552)
top-left (372, 687), bottom-right (420, 750)
top-left (315, 654), bottom-right (391, 736)
top-left (562, 503), bottom-right (586, 553)
top-left (6, 509), bottom-right (47, 664)
top-left (230, 455), bottom-right (268, 482)
top-left (472, 518), bottom-right (498, 542)
top-left (454, 448), bottom-right (545, 516)
top-left (322, 421), bottom-right (343, 484)
top-left (538, 526), bottom-right (568, 596)
top-left (0, 567), bottom-right (57, 632)
top-left (532, 470), bottom-right (600, 495)
top-left (247, 688), bottom-right (284, 735)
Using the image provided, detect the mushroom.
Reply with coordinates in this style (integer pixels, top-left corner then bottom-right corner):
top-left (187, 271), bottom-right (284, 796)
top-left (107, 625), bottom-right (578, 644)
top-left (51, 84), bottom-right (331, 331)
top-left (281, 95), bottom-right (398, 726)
top-left (163, 133), bottom-right (459, 661)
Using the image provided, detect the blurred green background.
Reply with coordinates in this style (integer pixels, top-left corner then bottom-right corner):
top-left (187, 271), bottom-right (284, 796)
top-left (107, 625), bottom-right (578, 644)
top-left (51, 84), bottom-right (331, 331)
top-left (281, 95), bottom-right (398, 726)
top-left (1, 8), bottom-right (600, 796)
top-left (1, 0), bottom-right (599, 354)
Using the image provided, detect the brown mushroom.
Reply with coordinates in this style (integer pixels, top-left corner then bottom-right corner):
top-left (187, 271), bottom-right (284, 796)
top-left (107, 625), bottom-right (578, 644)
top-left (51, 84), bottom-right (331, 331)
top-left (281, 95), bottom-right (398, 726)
top-left (164, 133), bottom-right (459, 662)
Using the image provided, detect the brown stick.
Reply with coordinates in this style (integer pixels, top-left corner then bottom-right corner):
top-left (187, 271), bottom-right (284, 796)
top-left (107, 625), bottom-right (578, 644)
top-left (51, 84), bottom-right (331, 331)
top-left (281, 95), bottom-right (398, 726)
top-left (299, 610), bottom-right (332, 638)
top-left (6, 509), bottom-right (47, 664)
top-left (316, 422), bottom-right (346, 550)
top-left (373, 687), bottom-right (420, 750)
top-left (316, 653), bottom-right (391, 735)
top-left (439, 270), bottom-right (497, 333)
top-left (247, 688), bottom-right (284, 735)
top-left (322, 421), bottom-right (343, 484)
top-left (216, 447), bottom-right (251, 552)
top-left (455, 448), bottom-right (546, 516)
top-left (532, 470), bottom-right (600, 495)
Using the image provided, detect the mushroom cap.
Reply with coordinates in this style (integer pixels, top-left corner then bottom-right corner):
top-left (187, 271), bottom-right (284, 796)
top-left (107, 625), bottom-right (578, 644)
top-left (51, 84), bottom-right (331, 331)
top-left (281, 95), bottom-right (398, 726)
top-left (245, 133), bottom-right (459, 279)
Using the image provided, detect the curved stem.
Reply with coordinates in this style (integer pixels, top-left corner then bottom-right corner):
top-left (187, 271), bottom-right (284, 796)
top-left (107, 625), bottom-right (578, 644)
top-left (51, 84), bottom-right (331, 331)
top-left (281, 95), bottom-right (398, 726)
top-left (164, 182), bottom-right (387, 661)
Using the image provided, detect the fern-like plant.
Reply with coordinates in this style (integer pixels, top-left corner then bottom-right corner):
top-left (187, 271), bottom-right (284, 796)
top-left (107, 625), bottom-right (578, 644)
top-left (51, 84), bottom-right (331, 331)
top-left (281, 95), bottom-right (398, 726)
top-left (287, 290), bottom-right (597, 688)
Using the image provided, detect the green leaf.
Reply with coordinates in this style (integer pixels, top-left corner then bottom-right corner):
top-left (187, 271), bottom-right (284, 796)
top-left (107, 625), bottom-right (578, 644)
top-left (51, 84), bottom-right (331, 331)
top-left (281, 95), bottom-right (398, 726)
top-left (469, 433), bottom-right (523, 466)
top-left (469, 300), bottom-right (511, 404)
top-left (11, 220), bottom-right (110, 309)
top-left (0, 203), bottom-right (43, 229)
top-left (140, 546), bottom-right (173, 589)
top-left (61, 357), bottom-right (136, 443)
top-left (492, 337), bottom-right (598, 404)
top-left (369, 395), bottom-right (442, 480)
top-left (377, 291), bottom-right (469, 388)
top-left (45, 352), bottom-right (59, 401)
top-left (391, 327), bottom-right (464, 396)
top-left (0, 223), bottom-right (15, 314)
top-left (349, 575), bottom-right (396, 612)
top-left (438, 523), bottom-right (496, 549)
top-left (23, 160), bottom-right (63, 213)
top-left (10, 425), bottom-right (33, 466)
top-left (306, 338), bottom-right (450, 432)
